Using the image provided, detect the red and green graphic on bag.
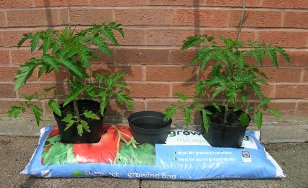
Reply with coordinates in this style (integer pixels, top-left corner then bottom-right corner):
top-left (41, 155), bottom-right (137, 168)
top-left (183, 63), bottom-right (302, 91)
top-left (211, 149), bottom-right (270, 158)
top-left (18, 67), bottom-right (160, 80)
top-left (42, 125), bottom-right (155, 165)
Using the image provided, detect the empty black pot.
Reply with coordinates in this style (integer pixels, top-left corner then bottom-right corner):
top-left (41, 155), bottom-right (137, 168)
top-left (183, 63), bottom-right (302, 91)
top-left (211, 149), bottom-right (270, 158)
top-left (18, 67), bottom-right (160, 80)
top-left (128, 111), bottom-right (172, 144)
top-left (54, 99), bottom-right (104, 143)
top-left (201, 105), bottom-right (249, 148)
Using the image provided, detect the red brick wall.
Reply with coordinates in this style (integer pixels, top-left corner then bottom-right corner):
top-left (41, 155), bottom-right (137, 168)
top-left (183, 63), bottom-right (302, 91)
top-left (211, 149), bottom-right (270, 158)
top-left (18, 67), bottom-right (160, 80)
top-left (0, 0), bottom-right (307, 122)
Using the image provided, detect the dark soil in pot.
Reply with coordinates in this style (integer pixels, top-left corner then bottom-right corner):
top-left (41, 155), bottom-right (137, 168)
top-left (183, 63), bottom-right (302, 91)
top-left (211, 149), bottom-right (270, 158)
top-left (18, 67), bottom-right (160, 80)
top-left (128, 111), bottom-right (172, 144)
top-left (54, 99), bottom-right (104, 143)
top-left (201, 106), bottom-right (250, 148)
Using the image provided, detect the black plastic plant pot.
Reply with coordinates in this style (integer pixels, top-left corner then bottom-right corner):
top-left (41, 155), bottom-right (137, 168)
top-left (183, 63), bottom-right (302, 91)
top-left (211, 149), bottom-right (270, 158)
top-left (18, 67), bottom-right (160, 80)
top-left (128, 111), bottom-right (172, 144)
top-left (200, 105), bottom-right (249, 148)
top-left (54, 99), bottom-right (104, 143)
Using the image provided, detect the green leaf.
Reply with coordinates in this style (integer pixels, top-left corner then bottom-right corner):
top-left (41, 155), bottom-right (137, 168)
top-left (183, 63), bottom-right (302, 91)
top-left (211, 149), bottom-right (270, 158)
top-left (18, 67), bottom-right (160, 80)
top-left (42, 33), bottom-right (52, 54)
top-left (99, 92), bottom-right (108, 115)
top-left (211, 102), bottom-right (221, 112)
top-left (31, 33), bottom-right (40, 52)
top-left (93, 36), bottom-right (111, 56)
top-left (48, 100), bottom-right (62, 116)
top-left (112, 72), bottom-right (126, 81)
top-left (30, 104), bottom-right (43, 126)
top-left (43, 86), bottom-right (56, 93)
top-left (116, 91), bottom-right (133, 110)
top-left (163, 104), bottom-right (177, 121)
top-left (212, 86), bottom-right (225, 99)
top-left (258, 98), bottom-right (271, 107)
top-left (83, 110), bottom-right (100, 120)
top-left (241, 94), bottom-right (248, 104)
top-left (254, 110), bottom-right (263, 129)
top-left (8, 106), bottom-right (23, 119)
top-left (102, 26), bottom-right (118, 45)
top-left (80, 120), bottom-right (90, 133)
top-left (77, 124), bottom-right (83, 136)
top-left (59, 59), bottom-right (87, 79)
top-left (176, 93), bottom-right (189, 102)
top-left (42, 54), bottom-right (59, 72)
top-left (201, 109), bottom-right (210, 132)
top-left (63, 85), bottom-right (84, 106)
top-left (266, 108), bottom-right (281, 118)
top-left (18, 33), bottom-right (31, 48)
top-left (274, 46), bottom-right (290, 64)
top-left (23, 94), bottom-right (33, 101)
top-left (38, 65), bottom-right (47, 78)
top-left (239, 113), bottom-right (250, 127)
top-left (183, 107), bottom-right (192, 127)
top-left (182, 35), bottom-right (205, 50)
top-left (267, 48), bottom-right (278, 67)
top-left (14, 59), bottom-right (37, 90)
top-left (63, 114), bottom-right (75, 131)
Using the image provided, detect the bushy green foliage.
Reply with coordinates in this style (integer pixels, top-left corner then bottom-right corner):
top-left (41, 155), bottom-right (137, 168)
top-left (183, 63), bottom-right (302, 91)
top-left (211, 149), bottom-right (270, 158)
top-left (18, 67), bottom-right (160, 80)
top-left (164, 34), bottom-right (290, 131)
top-left (8, 22), bottom-right (133, 135)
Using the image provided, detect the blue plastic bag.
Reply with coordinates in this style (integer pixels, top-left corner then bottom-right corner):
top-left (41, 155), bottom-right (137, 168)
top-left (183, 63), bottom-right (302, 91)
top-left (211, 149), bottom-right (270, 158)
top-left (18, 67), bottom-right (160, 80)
top-left (22, 125), bottom-right (285, 179)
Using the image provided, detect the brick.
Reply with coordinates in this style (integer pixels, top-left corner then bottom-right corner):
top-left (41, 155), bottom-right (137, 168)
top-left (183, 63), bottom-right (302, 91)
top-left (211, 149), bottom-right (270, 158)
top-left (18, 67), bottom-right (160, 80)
top-left (258, 30), bottom-right (308, 48)
top-left (206, 0), bottom-right (262, 7)
top-left (245, 84), bottom-right (275, 99)
top-left (0, 50), bottom-right (10, 65)
top-left (289, 51), bottom-right (308, 67)
top-left (0, 30), bottom-right (27, 48)
top-left (115, 8), bottom-right (172, 26)
top-left (147, 0), bottom-right (206, 6)
top-left (173, 9), bottom-right (228, 27)
top-left (146, 66), bottom-right (197, 82)
top-left (115, 28), bottom-right (146, 46)
top-left (296, 102), bottom-right (308, 115)
top-left (267, 101), bottom-right (296, 114)
top-left (0, 12), bottom-right (6, 27)
top-left (7, 9), bottom-right (66, 27)
top-left (63, 8), bottom-right (113, 26)
top-left (128, 83), bottom-right (170, 98)
top-left (146, 99), bottom-right (189, 120)
top-left (170, 48), bottom-right (198, 65)
top-left (106, 100), bottom-right (145, 118)
top-left (0, 84), bottom-right (16, 98)
top-left (92, 65), bottom-right (143, 81)
top-left (262, 0), bottom-right (308, 9)
top-left (0, 0), bottom-right (33, 8)
top-left (90, 48), bottom-right (115, 64)
top-left (259, 67), bottom-right (302, 83)
top-left (114, 48), bottom-right (169, 65)
top-left (18, 83), bottom-right (66, 98)
top-left (172, 83), bottom-right (195, 97)
top-left (145, 28), bottom-right (255, 46)
top-left (275, 85), bottom-right (308, 99)
top-left (91, 0), bottom-right (146, 6)
top-left (0, 67), bottom-right (18, 82)
top-left (230, 10), bottom-right (282, 27)
top-left (260, 84), bottom-right (275, 98)
top-left (11, 49), bottom-right (42, 65)
top-left (284, 12), bottom-right (308, 29)
top-left (303, 69), bottom-right (308, 82)
top-left (35, 0), bottom-right (89, 7)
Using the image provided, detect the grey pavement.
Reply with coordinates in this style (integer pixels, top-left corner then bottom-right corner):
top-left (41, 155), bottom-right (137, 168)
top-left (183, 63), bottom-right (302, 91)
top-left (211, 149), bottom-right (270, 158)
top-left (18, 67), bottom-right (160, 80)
top-left (0, 136), bottom-right (307, 188)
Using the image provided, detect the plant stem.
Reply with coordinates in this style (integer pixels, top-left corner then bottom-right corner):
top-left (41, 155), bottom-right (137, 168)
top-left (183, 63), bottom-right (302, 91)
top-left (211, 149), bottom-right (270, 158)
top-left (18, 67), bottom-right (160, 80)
top-left (224, 102), bottom-right (229, 124)
top-left (237, 0), bottom-right (247, 41)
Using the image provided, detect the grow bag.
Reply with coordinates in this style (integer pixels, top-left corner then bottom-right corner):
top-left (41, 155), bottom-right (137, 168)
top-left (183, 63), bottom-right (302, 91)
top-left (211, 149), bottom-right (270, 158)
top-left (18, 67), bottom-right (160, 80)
top-left (21, 125), bottom-right (285, 179)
